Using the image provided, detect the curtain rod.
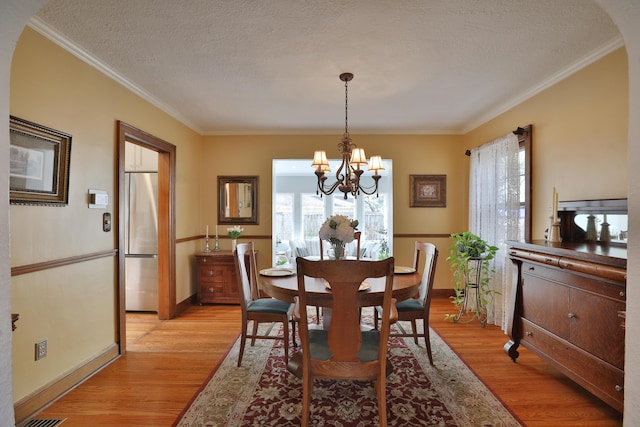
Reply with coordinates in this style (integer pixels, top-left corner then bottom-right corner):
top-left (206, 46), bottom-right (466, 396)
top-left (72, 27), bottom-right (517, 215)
top-left (513, 126), bottom-right (527, 135)
top-left (465, 125), bottom-right (528, 155)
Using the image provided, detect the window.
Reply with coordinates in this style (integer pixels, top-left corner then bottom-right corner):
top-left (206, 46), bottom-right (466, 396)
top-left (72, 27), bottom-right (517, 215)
top-left (272, 159), bottom-right (393, 265)
top-left (515, 125), bottom-right (532, 241)
top-left (274, 193), bottom-right (293, 245)
top-left (301, 194), bottom-right (324, 239)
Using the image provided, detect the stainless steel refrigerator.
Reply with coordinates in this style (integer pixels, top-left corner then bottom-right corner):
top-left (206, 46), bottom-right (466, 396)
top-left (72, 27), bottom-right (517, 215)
top-left (124, 172), bottom-right (158, 312)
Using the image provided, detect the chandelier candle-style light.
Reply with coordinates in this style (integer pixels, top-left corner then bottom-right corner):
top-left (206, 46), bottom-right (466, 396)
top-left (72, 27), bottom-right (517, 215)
top-left (311, 73), bottom-right (384, 199)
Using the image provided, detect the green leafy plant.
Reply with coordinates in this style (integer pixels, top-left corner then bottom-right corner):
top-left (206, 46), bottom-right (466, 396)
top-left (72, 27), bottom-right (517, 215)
top-left (445, 232), bottom-right (499, 324)
top-left (377, 228), bottom-right (390, 260)
top-left (227, 225), bottom-right (244, 239)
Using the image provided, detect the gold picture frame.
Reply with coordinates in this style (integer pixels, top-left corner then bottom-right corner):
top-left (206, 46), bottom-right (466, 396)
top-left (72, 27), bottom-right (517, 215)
top-left (410, 174), bottom-right (446, 207)
top-left (9, 116), bottom-right (72, 206)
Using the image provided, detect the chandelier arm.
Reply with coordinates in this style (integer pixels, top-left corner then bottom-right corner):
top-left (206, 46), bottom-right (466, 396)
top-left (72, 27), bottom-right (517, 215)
top-left (317, 179), bottom-right (342, 196)
top-left (353, 176), bottom-right (382, 195)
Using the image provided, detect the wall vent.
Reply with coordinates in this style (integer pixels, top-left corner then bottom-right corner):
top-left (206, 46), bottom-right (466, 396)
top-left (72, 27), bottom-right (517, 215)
top-left (23, 419), bottom-right (66, 427)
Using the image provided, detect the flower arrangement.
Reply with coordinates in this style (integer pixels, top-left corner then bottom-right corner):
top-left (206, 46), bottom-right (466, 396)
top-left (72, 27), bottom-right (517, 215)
top-left (319, 215), bottom-right (359, 245)
top-left (227, 225), bottom-right (244, 240)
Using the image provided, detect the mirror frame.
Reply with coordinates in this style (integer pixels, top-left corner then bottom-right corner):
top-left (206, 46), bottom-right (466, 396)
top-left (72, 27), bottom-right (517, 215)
top-left (218, 175), bottom-right (259, 225)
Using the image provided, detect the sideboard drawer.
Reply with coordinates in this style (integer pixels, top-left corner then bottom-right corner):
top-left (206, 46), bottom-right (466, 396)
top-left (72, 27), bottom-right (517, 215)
top-left (521, 318), bottom-right (624, 409)
top-left (199, 283), bottom-right (223, 299)
top-left (198, 264), bottom-right (226, 283)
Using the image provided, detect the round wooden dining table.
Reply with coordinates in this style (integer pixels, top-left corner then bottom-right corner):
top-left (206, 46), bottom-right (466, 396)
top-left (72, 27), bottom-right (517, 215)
top-left (259, 265), bottom-right (422, 378)
top-left (259, 268), bottom-right (422, 308)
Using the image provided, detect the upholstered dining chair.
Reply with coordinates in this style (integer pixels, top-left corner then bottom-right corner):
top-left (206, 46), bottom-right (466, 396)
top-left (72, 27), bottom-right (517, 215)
top-left (234, 241), bottom-right (296, 367)
top-left (374, 241), bottom-right (438, 365)
top-left (290, 257), bottom-right (396, 427)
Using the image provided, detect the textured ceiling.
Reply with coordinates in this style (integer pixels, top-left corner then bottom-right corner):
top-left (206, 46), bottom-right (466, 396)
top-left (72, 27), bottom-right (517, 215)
top-left (32, 0), bottom-right (621, 135)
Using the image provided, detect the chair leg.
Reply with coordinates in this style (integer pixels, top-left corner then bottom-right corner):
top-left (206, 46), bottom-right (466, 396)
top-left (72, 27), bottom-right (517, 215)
top-left (282, 318), bottom-right (289, 362)
top-left (250, 321), bottom-right (259, 346)
top-left (291, 318), bottom-right (297, 347)
top-left (315, 306), bottom-right (321, 324)
top-left (373, 309), bottom-right (379, 330)
top-left (301, 374), bottom-right (313, 427)
top-left (237, 324), bottom-right (248, 367)
top-left (376, 375), bottom-right (387, 427)
top-left (410, 319), bottom-right (419, 345)
top-left (424, 319), bottom-right (433, 365)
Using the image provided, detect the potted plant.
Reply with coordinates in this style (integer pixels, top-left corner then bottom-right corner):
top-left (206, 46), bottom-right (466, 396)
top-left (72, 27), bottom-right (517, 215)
top-left (445, 232), bottom-right (499, 326)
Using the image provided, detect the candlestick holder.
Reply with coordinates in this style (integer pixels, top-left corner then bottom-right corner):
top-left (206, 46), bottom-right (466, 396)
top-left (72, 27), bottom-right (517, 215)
top-left (548, 221), bottom-right (562, 243)
top-left (545, 215), bottom-right (554, 241)
top-left (203, 236), bottom-right (211, 253)
top-left (213, 235), bottom-right (221, 251)
top-left (600, 221), bottom-right (611, 241)
top-left (585, 215), bottom-right (597, 240)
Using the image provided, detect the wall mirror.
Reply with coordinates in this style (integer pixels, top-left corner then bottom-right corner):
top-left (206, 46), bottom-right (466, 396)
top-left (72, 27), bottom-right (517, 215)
top-left (218, 176), bottom-right (258, 224)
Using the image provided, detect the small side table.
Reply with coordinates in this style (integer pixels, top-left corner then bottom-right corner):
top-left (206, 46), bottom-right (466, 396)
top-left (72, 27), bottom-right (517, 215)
top-left (453, 258), bottom-right (487, 327)
top-left (195, 251), bottom-right (240, 304)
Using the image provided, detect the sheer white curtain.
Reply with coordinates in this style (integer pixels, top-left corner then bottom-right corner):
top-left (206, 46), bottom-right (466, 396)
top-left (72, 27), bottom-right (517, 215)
top-left (469, 133), bottom-right (520, 330)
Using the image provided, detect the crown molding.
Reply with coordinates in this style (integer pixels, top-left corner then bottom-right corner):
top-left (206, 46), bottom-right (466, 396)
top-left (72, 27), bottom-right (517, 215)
top-left (461, 36), bottom-right (625, 134)
top-left (26, 16), bottom-right (624, 137)
top-left (27, 16), bottom-right (203, 134)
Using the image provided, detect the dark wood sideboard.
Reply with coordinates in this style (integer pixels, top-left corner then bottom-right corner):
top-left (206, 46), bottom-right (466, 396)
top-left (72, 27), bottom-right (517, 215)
top-left (195, 251), bottom-right (241, 304)
top-left (505, 240), bottom-right (626, 412)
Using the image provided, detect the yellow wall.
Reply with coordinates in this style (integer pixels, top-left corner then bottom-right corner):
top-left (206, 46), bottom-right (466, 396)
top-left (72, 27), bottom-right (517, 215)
top-left (464, 47), bottom-right (628, 238)
top-left (202, 134), bottom-right (466, 289)
top-left (10, 28), bottom-right (204, 401)
top-left (8, 25), bottom-right (629, 408)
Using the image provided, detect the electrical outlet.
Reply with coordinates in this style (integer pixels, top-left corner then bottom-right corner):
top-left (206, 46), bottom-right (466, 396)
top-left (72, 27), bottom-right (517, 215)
top-left (35, 339), bottom-right (47, 361)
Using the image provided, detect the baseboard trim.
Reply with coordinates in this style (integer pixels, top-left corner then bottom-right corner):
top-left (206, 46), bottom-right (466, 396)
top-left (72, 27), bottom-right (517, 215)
top-left (176, 293), bottom-right (197, 315)
top-left (432, 288), bottom-right (455, 299)
top-left (14, 343), bottom-right (120, 425)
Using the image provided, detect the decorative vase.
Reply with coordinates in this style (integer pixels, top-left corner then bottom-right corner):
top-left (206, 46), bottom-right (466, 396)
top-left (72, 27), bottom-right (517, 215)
top-left (231, 239), bottom-right (237, 252)
top-left (330, 241), bottom-right (345, 260)
top-left (586, 215), bottom-right (597, 240)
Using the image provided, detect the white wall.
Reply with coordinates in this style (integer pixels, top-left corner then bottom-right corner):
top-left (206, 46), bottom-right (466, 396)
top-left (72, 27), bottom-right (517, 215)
top-left (0, 2), bottom-right (48, 425)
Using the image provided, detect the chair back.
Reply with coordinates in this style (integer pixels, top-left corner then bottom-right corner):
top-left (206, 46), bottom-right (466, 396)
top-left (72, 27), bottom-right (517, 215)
top-left (234, 242), bottom-right (259, 310)
top-left (319, 231), bottom-right (361, 260)
top-left (413, 241), bottom-right (438, 304)
top-left (295, 257), bottom-right (395, 377)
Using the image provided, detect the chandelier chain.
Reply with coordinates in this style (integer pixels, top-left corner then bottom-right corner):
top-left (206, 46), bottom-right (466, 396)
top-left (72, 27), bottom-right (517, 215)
top-left (344, 77), bottom-right (349, 138)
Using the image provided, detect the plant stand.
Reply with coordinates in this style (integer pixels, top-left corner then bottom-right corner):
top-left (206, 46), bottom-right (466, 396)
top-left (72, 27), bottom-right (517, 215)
top-left (453, 257), bottom-right (487, 327)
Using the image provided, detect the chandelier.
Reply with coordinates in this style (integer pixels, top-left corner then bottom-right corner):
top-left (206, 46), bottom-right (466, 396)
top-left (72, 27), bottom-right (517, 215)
top-left (311, 73), bottom-right (384, 199)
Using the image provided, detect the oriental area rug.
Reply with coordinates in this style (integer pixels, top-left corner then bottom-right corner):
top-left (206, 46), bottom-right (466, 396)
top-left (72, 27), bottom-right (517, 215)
top-left (175, 319), bottom-right (522, 427)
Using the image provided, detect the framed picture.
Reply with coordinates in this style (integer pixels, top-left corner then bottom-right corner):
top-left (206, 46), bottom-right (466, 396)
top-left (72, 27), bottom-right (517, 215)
top-left (410, 174), bottom-right (446, 207)
top-left (9, 116), bottom-right (72, 206)
top-left (218, 175), bottom-right (259, 224)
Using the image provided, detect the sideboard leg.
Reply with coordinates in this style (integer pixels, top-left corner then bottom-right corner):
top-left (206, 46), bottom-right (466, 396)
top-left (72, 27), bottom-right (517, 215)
top-left (503, 339), bottom-right (520, 362)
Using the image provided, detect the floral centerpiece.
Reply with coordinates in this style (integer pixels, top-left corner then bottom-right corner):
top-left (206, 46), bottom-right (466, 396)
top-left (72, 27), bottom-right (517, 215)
top-left (227, 225), bottom-right (244, 239)
top-left (227, 225), bottom-right (244, 252)
top-left (319, 215), bottom-right (359, 259)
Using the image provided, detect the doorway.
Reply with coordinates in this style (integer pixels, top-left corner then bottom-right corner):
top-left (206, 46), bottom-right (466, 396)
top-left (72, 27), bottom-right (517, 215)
top-left (117, 121), bottom-right (177, 354)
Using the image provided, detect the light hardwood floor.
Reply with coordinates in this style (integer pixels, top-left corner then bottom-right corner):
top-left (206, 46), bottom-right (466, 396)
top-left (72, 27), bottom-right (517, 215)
top-left (33, 298), bottom-right (623, 426)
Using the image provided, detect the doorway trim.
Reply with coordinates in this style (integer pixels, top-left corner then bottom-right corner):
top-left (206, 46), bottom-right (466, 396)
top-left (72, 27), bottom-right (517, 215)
top-left (117, 121), bottom-right (176, 353)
